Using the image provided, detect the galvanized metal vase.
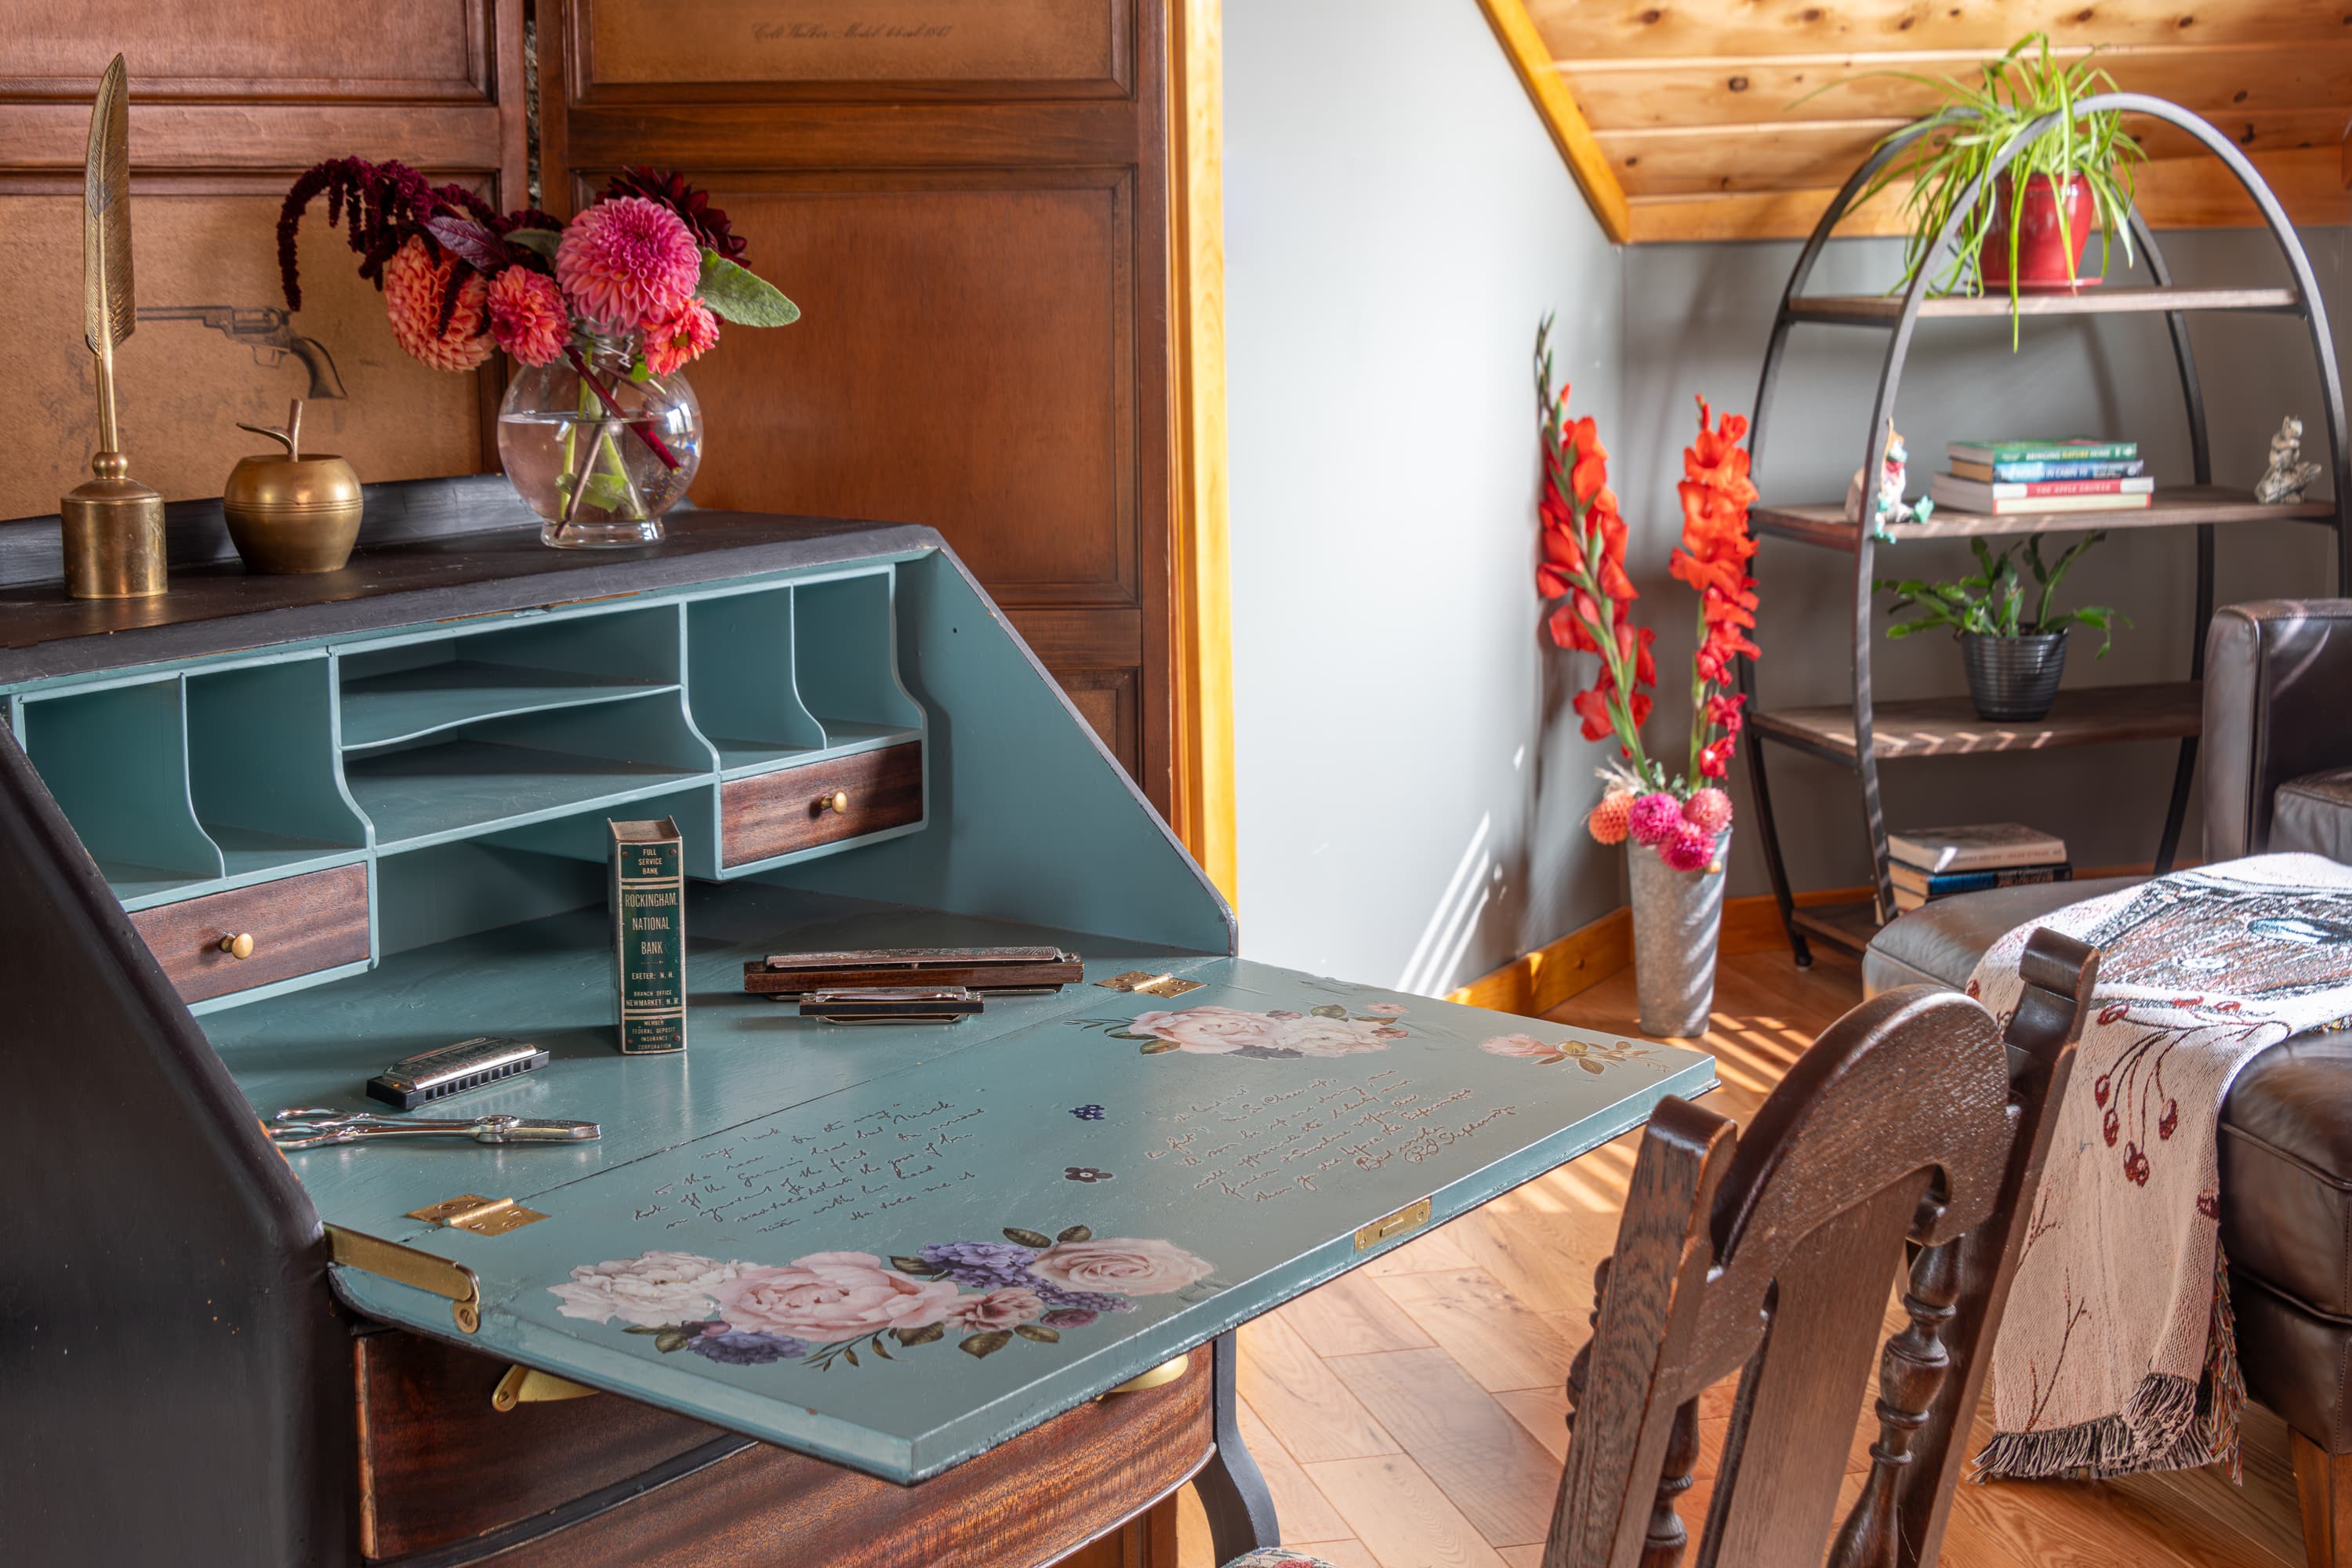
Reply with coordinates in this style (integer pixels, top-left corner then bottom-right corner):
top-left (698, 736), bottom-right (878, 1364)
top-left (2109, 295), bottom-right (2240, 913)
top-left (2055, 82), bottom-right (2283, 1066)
top-left (1628, 829), bottom-right (1730, 1039)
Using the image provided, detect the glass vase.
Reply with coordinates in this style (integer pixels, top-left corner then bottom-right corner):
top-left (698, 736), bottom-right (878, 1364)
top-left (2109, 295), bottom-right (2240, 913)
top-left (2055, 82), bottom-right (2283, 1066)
top-left (496, 347), bottom-right (702, 548)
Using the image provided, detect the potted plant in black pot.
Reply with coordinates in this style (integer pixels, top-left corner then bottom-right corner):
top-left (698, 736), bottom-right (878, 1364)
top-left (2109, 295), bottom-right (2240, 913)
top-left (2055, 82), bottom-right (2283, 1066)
top-left (1877, 533), bottom-right (2128, 720)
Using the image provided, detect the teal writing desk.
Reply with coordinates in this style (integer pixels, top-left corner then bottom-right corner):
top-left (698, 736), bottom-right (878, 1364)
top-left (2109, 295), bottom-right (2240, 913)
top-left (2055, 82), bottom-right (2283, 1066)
top-left (0, 485), bottom-right (1712, 1568)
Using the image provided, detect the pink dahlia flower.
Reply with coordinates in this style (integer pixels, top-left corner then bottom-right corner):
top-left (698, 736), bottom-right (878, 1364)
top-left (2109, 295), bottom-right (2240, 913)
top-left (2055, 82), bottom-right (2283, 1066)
top-left (644, 298), bottom-right (719, 377)
top-left (486, 267), bottom-right (570, 367)
top-left (383, 236), bottom-right (492, 372)
top-left (1660, 820), bottom-right (1719, 873)
top-left (557, 196), bottom-right (702, 331)
top-left (1682, 786), bottom-right (1733, 835)
top-left (1627, 792), bottom-right (1682, 848)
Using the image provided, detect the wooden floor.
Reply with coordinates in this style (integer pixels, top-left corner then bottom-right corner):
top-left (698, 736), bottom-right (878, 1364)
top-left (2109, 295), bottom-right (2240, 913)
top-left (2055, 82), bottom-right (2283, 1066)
top-left (1172, 947), bottom-right (2308, 1568)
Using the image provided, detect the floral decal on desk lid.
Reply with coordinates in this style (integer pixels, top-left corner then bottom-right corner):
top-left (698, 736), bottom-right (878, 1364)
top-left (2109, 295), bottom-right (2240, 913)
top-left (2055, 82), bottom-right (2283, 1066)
top-left (550, 1225), bottom-right (1217, 1370)
top-left (1071, 1000), bottom-right (1414, 1058)
top-left (1479, 1033), bottom-right (1657, 1073)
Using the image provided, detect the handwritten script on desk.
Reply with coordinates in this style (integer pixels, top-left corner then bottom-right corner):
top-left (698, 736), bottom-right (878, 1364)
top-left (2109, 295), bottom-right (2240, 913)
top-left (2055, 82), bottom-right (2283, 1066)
top-left (630, 1099), bottom-right (988, 1235)
top-left (1148, 1069), bottom-right (1519, 1205)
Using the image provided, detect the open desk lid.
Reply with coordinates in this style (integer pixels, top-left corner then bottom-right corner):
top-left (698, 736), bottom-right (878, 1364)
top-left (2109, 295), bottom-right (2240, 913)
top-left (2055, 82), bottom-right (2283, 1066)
top-left (304, 958), bottom-right (1712, 1483)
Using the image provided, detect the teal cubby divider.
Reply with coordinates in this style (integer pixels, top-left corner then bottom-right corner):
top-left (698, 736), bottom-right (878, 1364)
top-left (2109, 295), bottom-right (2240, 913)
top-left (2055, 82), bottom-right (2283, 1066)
top-left (375, 840), bottom-right (609, 959)
top-left (20, 677), bottom-right (224, 903)
top-left (186, 657), bottom-right (368, 880)
top-left (793, 571), bottom-right (923, 745)
top-left (684, 587), bottom-right (825, 774)
top-left (338, 604), bottom-right (686, 752)
top-left (342, 689), bottom-right (719, 851)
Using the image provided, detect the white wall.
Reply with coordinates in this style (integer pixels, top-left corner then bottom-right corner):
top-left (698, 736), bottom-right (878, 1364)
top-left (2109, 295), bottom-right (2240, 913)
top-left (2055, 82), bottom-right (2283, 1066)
top-left (1225, 0), bottom-right (1623, 990)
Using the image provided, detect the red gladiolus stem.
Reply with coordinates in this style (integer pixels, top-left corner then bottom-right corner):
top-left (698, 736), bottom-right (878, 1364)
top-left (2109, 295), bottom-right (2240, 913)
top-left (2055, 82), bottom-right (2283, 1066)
top-left (566, 345), bottom-right (681, 471)
top-left (1552, 438), bottom-right (1651, 779)
top-left (1689, 601), bottom-right (1711, 782)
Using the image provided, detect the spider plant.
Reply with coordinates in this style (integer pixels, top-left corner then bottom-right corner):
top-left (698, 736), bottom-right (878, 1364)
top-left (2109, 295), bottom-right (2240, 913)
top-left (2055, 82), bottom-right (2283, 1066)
top-left (1802, 34), bottom-right (2147, 339)
top-left (1877, 533), bottom-right (2129, 653)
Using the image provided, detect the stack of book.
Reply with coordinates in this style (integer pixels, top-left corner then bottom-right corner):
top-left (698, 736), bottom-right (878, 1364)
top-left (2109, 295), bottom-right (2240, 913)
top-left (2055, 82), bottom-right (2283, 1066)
top-left (1887, 822), bottom-right (2072, 913)
top-left (1929, 439), bottom-right (2152, 517)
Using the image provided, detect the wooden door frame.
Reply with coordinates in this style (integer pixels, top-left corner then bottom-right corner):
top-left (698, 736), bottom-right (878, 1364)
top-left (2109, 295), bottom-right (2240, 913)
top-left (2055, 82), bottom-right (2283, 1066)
top-left (1169, 0), bottom-right (1236, 903)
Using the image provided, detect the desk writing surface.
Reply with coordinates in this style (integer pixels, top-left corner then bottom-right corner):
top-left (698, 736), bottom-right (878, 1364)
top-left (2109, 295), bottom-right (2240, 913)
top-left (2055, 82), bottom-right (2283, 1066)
top-left (211, 882), bottom-right (1713, 1482)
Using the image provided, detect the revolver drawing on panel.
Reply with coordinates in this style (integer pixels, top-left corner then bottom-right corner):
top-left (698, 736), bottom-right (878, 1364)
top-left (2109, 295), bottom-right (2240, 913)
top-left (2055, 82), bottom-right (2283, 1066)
top-left (144, 305), bottom-right (348, 400)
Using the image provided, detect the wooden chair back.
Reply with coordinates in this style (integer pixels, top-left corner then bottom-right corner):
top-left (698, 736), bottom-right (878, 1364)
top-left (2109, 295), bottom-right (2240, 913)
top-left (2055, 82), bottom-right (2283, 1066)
top-left (1546, 928), bottom-right (2100, 1568)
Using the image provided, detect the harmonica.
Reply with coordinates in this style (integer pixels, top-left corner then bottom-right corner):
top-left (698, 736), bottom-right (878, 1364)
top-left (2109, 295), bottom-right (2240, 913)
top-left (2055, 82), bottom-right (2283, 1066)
top-left (365, 1036), bottom-right (550, 1110)
top-left (799, 986), bottom-right (985, 1023)
top-left (745, 945), bottom-right (1081, 998)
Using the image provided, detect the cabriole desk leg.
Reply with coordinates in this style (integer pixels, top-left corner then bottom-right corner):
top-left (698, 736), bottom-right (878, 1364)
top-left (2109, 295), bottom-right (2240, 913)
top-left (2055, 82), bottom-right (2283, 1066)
top-left (1193, 1330), bottom-right (1279, 1561)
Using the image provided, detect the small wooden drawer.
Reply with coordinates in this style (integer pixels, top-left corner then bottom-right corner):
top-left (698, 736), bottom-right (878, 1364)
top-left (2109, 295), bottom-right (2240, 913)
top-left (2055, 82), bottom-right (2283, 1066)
top-left (129, 862), bottom-right (371, 1004)
top-left (721, 742), bottom-right (922, 868)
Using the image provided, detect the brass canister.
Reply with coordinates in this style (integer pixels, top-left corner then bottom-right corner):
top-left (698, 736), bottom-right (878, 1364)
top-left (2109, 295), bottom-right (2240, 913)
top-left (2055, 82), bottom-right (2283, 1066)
top-left (221, 401), bottom-right (363, 574)
top-left (61, 452), bottom-right (167, 598)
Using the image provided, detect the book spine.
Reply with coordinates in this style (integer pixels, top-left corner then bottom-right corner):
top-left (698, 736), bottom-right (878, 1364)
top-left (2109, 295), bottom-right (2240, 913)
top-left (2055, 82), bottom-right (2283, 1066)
top-left (1986, 459), bottom-right (2146, 482)
top-left (1950, 441), bottom-right (2137, 463)
top-left (1922, 866), bottom-right (2074, 895)
top-left (614, 837), bottom-right (686, 1054)
top-left (1982, 477), bottom-right (2153, 498)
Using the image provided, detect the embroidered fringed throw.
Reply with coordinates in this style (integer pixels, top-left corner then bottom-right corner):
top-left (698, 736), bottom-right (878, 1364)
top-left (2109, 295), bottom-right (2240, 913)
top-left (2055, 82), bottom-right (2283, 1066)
top-left (1971, 854), bottom-right (2352, 1482)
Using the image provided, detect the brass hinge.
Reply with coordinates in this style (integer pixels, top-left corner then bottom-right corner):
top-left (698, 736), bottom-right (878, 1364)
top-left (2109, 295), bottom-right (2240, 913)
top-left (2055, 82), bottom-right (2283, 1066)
top-left (492, 1363), bottom-right (601, 1411)
top-left (1354, 1195), bottom-right (1433, 1251)
top-left (405, 1193), bottom-right (549, 1236)
top-left (1096, 970), bottom-right (1204, 998)
top-left (325, 1225), bottom-right (484, 1334)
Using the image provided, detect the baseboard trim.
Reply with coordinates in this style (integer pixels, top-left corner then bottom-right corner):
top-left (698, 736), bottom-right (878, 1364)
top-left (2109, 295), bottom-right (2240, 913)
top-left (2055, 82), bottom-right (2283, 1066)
top-left (1452, 862), bottom-right (2166, 1019)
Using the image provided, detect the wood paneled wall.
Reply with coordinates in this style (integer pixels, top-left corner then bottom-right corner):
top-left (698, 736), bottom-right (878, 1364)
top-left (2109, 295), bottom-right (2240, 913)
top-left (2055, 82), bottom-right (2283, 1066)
top-left (0, 1), bottom-right (528, 520)
top-left (541, 0), bottom-right (1181, 809)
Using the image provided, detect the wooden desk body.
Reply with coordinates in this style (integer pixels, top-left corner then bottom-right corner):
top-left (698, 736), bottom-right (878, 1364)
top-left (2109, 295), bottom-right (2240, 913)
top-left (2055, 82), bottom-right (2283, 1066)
top-left (0, 513), bottom-right (1711, 1566)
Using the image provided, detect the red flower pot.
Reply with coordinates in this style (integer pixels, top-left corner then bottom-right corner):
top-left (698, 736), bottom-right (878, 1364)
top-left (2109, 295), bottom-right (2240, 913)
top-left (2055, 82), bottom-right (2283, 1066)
top-left (1980, 171), bottom-right (2100, 289)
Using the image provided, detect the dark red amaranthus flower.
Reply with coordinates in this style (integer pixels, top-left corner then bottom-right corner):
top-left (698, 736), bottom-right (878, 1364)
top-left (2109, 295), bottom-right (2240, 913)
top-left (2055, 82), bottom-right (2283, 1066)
top-left (604, 166), bottom-right (747, 260)
top-left (278, 157), bottom-right (504, 336)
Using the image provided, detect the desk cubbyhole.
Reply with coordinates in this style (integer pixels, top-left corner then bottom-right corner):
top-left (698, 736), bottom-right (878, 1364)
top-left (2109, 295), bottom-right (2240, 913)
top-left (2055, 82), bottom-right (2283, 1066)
top-left (793, 572), bottom-right (923, 746)
top-left (186, 658), bottom-right (368, 878)
top-left (340, 690), bottom-right (718, 851)
top-left (338, 605), bottom-right (683, 753)
top-left (19, 677), bottom-right (224, 903)
top-left (684, 587), bottom-right (826, 775)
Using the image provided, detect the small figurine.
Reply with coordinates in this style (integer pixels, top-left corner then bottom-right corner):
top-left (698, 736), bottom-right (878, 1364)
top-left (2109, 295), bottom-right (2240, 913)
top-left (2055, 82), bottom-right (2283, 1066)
top-left (1846, 421), bottom-right (1934, 540)
top-left (2256, 415), bottom-right (2324, 504)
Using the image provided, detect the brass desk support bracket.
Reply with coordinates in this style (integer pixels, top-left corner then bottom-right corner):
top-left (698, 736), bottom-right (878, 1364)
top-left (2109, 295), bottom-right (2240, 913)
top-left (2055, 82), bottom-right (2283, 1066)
top-left (492, 1363), bottom-right (601, 1410)
top-left (325, 1224), bottom-right (484, 1334)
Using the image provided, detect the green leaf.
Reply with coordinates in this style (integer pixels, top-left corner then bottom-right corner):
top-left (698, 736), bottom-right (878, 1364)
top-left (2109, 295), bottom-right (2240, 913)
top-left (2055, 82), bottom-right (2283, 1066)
top-left (698, 248), bottom-right (800, 327)
top-left (654, 1330), bottom-right (692, 1353)
top-left (891, 1256), bottom-right (942, 1276)
top-left (1534, 1053), bottom-right (1568, 1065)
top-left (960, 1330), bottom-right (1013, 1360)
top-left (1014, 1323), bottom-right (1061, 1343)
top-left (869, 1334), bottom-right (895, 1360)
top-left (1140, 1039), bottom-right (1181, 1054)
top-left (1005, 1227), bottom-right (1054, 1248)
top-left (1310, 1004), bottom-right (1348, 1019)
top-left (1578, 1058), bottom-right (1606, 1074)
top-left (623, 1323), bottom-right (666, 1334)
top-left (506, 227), bottom-right (560, 259)
top-left (844, 1348), bottom-right (858, 1367)
top-left (1058, 1225), bottom-right (1093, 1243)
top-left (1106, 1029), bottom-right (1156, 1041)
top-left (893, 1323), bottom-right (946, 1347)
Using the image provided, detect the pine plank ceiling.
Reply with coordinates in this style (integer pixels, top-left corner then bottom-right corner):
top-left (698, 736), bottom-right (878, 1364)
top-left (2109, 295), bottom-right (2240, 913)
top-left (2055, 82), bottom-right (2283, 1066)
top-left (1485, 0), bottom-right (2352, 243)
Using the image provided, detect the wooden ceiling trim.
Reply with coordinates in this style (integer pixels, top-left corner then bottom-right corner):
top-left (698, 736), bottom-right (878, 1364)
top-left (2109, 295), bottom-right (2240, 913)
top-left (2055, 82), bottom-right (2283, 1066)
top-left (1475, 0), bottom-right (1632, 242)
top-left (1525, 0), bottom-right (2350, 60)
top-left (1557, 42), bottom-right (2352, 129)
top-left (1624, 145), bottom-right (2347, 243)
top-left (1601, 108), bottom-right (2352, 198)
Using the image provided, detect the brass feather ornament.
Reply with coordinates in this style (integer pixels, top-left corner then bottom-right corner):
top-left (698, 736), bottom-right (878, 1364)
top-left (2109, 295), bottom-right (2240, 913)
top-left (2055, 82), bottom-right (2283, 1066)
top-left (60, 54), bottom-right (166, 600)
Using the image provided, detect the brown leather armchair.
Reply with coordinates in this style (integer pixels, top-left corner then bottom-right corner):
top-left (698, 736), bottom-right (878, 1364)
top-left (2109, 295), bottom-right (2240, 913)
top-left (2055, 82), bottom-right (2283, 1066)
top-left (1861, 598), bottom-right (2352, 1567)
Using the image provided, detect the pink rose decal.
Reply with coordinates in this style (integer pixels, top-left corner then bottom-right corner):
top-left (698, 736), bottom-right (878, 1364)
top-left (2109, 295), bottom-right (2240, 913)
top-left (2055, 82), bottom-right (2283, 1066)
top-left (1479, 1033), bottom-right (1559, 1060)
top-left (1028, 1236), bottom-right (1215, 1298)
top-left (549, 1250), bottom-right (737, 1325)
top-left (712, 1251), bottom-right (960, 1341)
top-left (1365, 1001), bottom-right (1409, 1015)
top-left (1127, 1005), bottom-right (1279, 1054)
top-left (947, 1287), bottom-right (1047, 1331)
top-left (1265, 1014), bottom-right (1392, 1057)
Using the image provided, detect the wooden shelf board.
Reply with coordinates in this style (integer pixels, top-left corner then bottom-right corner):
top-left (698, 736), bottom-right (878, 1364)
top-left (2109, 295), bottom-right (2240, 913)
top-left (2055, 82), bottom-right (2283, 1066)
top-left (1754, 486), bottom-right (2336, 548)
top-left (1752, 681), bottom-right (2201, 761)
top-left (1791, 899), bottom-right (1883, 953)
top-left (1787, 285), bottom-right (2302, 325)
top-left (339, 661), bottom-right (673, 750)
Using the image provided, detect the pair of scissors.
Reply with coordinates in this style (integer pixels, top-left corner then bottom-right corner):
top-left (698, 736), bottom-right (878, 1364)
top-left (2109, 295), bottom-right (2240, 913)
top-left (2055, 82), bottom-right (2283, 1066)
top-left (267, 1108), bottom-right (601, 1150)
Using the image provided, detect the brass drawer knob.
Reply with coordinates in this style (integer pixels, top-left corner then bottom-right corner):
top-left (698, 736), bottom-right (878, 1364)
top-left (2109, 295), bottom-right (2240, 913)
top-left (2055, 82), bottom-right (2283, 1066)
top-left (818, 789), bottom-right (849, 814)
top-left (220, 932), bottom-right (256, 960)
